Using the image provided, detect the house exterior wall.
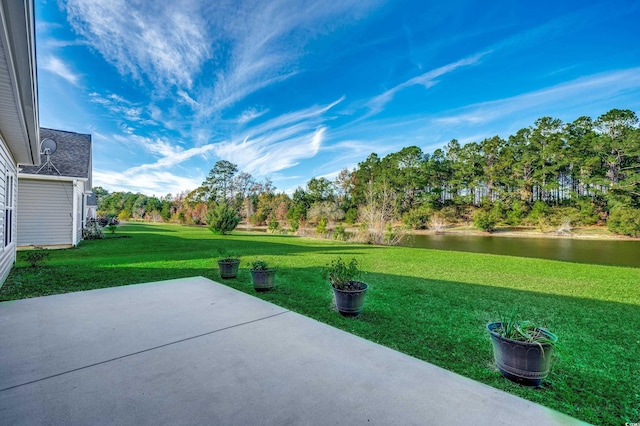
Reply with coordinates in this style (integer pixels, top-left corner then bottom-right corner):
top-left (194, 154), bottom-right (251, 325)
top-left (0, 138), bottom-right (17, 283)
top-left (0, 0), bottom-right (40, 286)
top-left (17, 179), bottom-right (74, 246)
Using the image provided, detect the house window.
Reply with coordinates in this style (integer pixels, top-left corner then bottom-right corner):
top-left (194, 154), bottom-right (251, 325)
top-left (4, 174), bottom-right (14, 247)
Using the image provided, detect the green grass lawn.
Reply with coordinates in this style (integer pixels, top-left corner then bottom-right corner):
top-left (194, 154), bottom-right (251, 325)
top-left (2, 222), bottom-right (639, 425)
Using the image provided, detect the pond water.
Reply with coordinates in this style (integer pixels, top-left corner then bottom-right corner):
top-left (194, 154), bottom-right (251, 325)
top-left (238, 226), bottom-right (639, 267)
top-left (401, 233), bottom-right (640, 268)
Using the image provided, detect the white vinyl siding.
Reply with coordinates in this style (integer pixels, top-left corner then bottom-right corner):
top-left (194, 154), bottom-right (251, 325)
top-left (17, 179), bottom-right (74, 246)
top-left (0, 139), bottom-right (17, 284)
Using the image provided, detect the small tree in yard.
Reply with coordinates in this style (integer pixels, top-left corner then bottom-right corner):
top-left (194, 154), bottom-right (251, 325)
top-left (207, 203), bottom-right (241, 235)
top-left (105, 223), bottom-right (118, 234)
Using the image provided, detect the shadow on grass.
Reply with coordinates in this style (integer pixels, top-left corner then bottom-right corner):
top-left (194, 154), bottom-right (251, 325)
top-left (2, 222), bottom-right (638, 425)
top-left (1, 260), bottom-right (638, 425)
top-left (119, 223), bottom-right (180, 233)
top-left (63, 229), bottom-right (381, 267)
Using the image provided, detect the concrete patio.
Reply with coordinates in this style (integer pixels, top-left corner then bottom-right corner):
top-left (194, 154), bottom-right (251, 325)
top-left (0, 277), bottom-right (585, 425)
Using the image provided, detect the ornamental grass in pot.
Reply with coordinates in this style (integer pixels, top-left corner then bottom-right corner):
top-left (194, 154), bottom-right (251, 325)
top-left (217, 250), bottom-right (240, 279)
top-left (487, 310), bottom-right (558, 387)
top-left (324, 257), bottom-right (368, 317)
top-left (250, 259), bottom-right (276, 292)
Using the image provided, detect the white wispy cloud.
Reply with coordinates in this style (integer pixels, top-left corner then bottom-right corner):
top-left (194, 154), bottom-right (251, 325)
top-left (212, 97), bottom-right (344, 176)
top-left (64, 0), bottom-right (211, 89)
top-left (235, 108), bottom-right (269, 124)
top-left (93, 97), bottom-right (335, 194)
top-left (89, 92), bottom-right (157, 127)
top-left (41, 56), bottom-right (81, 86)
top-left (433, 68), bottom-right (640, 127)
top-left (93, 168), bottom-right (202, 197)
top-left (177, 90), bottom-right (199, 109)
top-left (366, 52), bottom-right (489, 115)
top-left (215, 127), bottom-right (325, 176)
top-left (93, 133), bottom-right (217, 195)
top-left (193, 0), bottom-right (380, 115)
top-left (64, 0), bottom-right (380, 112)
top-left (110, 134), bottom-right (216, 172)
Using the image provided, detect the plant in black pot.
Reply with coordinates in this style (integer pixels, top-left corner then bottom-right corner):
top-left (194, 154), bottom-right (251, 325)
top-left (324, 257), bottom-right (368, 317)
top-left (217, 249), bottom-right (240, 279)
top-left (250, 259), bottom-right (277, 292)
top-left (487, 310), bottom-right (558, 387)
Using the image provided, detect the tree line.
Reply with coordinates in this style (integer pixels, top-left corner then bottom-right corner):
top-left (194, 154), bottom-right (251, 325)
top-left (96, 108), bottom-right (640, 238)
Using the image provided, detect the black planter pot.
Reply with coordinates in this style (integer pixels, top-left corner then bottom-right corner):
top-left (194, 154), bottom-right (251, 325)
top-left (217, 259), bottom-right (240, 279)
top-left (487, 322), bottom-right (558, 387)
top-left (333, 282), bottom-right (368, 317)
top-left (250, 269), bottom-right (276, 292)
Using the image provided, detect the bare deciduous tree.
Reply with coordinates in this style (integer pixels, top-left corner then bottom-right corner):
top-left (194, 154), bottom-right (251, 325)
top-left (358, 179), bottom-right (405, 245)
top-left (429, 214), bottom-right (447, 233)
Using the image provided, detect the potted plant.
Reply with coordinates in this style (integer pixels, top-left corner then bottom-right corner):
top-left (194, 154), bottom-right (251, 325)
top-left (324, 257), bottom-right (368, 317)
top-left (217, 250), bottom-right (240, 279)
top-left (250, 259), bottom-right (277, 292)
top-left (487, 310), bottom-right (558, 387)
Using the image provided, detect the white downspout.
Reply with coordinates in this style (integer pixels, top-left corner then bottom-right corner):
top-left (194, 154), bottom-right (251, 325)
top-left (72, 179), bottom-right (78, 246)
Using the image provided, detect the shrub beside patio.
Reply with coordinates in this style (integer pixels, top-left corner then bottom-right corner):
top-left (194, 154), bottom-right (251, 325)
top-left (1, 222), bottom-right (638, 425)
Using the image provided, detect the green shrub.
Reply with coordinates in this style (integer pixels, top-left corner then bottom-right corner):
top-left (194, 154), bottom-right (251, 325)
top-left (82, 221), bottom-right (104, 240)
top-left (344, 208), bottom-right (358, 224)
top-left (490, 200), bottom-right (508, 222)
top-left (217, 248), bottom-right (239, 262)
top-left (576, 197), bottom-right (600, 225)
top-left (440, 205), bottom-right (459, 223)
top-left (25, 251), bottom-right (49, 268)
top-left (267, 217), bottom-right (280, 233)
top-left (323, 257), bottom-right (361, 290)
top-left (384, 222), bottom-right (397, 243)
top-left (249, 211), bottom-right (267, 226)
top-left (286, 204), bottom-right (306, 224)
top-left (207, 203), bottom-right (241, 235)
top-left (607, 207), bottom-right (640, 236)
top-left (506, 201), bottom-right (525, 226)
top-left (493, 308), bottom-right (556, 345)
top-left (333, 224), bottom-right (347, 241)
top-left (316, 217), bottom-right (328, 236)
top-left (402, 205), bottom-right (432, 229)
top-left (473, 209), bottom-right (498, 232)
top-left (527, 201), bottom-right (551, 231)
top-left (250, 259), bottom-right (271, 270)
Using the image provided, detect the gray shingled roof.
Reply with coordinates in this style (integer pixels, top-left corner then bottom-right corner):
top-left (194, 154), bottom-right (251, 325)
top-left (19, 128), bottom-right (91, 178)
top-left (86, 192), bottom-right (97, 207)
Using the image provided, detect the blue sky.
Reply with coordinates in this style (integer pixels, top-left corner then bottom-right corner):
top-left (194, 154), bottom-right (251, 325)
top-left (36, 0), bottom-right (640, 197)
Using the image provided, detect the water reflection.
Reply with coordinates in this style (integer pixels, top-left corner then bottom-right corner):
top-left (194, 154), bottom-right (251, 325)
top-left (237, 226), bottom-right (639, 267)
top-left (402, 234), bottom-right (640, 268)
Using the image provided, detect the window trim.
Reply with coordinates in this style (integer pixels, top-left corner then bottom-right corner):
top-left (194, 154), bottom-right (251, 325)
top-left (4, 173), bottom-right (14, 247)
